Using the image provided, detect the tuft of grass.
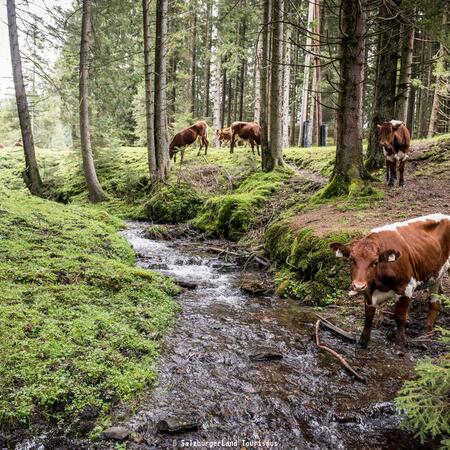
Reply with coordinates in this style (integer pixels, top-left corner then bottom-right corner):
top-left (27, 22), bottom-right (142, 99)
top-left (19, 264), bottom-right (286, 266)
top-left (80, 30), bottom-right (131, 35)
top-left (0, 189), bottom-right (179, 433)
top-left (283, 145), bottom-right (336, 177)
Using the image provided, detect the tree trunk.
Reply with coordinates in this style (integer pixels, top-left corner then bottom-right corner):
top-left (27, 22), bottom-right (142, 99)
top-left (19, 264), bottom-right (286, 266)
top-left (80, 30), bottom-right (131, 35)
top-left (203, 0), bottom-right (213, 118)
top-left (154, 0), bottom-right (169, 180)
top-left (260, 0), bottom-right (271, 169)
top-left (254, 17), bottom-right (263, 124)
top-left (212, 3), bottom-right (221, 147)
top-left (314, 0), bottom-right (322, 145)
top-left (221, 66), bottom-right (227, 128)
top-left (297, 0), bottom-right (314, 146)
top-left (7, 0), bottom-right (44, 196)
top-left (143, 0), bottom-right (156, 180)
top-left (289, 38), bottom-right (299, 146)
top-left (396, 16), bottom-right (415, 122)
top-left (365, 2), bottom-right (400, 170)
top-left (191, 11), bottom-right (197, 117)
top-left (322, 0), bottom-right (367, 197)
top-left (428, 4), bottom-right (448, 138)
top-left (239, 17), bottom-right (247, 121)
top-left (266, 0), bottom-right (284, 169)
top-left (282, 15), bottom-right (291, 149)
top-left (78, 0), bottom-right (106, 203)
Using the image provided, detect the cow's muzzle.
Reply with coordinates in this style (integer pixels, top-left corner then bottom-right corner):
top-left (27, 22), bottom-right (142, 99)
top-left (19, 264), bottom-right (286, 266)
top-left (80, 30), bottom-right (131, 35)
top-left (351, 281), bottom-right (368, 292)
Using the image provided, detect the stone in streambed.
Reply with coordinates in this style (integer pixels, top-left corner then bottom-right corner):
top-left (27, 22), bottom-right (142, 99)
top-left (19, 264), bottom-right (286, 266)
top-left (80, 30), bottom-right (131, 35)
top-left (249, 350), bottom-right (283, 361)
top-left (100, 426), bottom-right (130, 441)
top-left (175, 279), bottom-right (198, 290)
top-left (156, 414), bottom-right (201, 434)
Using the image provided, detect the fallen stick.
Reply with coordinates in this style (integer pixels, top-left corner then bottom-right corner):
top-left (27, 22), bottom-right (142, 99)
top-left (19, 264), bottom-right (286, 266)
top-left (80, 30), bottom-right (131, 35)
top-left (209, 247), bottom-right (244, 257)
top-left (314, 313), bottom-right (357, 343)
top-left (315, 320), bottom-right (366, 383)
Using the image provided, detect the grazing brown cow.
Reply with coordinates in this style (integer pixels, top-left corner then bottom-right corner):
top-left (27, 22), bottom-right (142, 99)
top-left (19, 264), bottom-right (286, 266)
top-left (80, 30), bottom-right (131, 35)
top-left (14, 138), bottom-right (23, 147)
top-left (169, 120), bottom-right (209, 162)
top-left (330, 214), bottom-right (450, 354)
top-left (230, 121), bottom-right (261, 155)
top-left (0, 143), bottom-right (5, 149)
top-left (377, 120), bottom-right (411, 187)
top-left (215, 127), bottom-right (232, 146)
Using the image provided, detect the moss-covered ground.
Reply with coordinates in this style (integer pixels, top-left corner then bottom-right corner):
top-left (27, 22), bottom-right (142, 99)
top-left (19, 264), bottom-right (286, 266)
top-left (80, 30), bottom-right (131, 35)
top-left (0, 188), bottom-right (178, 435)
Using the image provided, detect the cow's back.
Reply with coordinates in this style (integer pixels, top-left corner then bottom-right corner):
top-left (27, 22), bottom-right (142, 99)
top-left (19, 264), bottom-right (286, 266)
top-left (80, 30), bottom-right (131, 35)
top-left (394, 124), bottom-right (410, 152)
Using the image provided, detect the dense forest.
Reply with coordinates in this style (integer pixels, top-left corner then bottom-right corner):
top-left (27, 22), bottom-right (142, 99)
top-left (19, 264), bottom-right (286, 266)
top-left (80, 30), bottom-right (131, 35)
top-left (0, 0), bottom-right (449, 448)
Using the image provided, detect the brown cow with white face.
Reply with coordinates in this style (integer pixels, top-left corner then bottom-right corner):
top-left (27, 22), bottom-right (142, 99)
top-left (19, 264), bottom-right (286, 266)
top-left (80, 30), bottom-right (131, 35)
top-left (230, 121), bottom-right (261, 155)
top-left (331, 214), bottom-right (450, 354)
top-left (377, 120), bottom-right (411, 187)
top-left (169, 120), bottom-right (209, 162)
top-left (215, 127), bottom-right (232, 146)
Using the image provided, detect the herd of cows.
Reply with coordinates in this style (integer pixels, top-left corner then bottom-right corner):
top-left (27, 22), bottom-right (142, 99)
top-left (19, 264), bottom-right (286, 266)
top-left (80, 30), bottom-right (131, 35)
top-left (2, 119), bottom-right (448, 355)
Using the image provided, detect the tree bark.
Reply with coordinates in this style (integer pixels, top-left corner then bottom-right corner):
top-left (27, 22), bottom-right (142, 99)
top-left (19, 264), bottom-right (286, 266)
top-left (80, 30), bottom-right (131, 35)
top-left (154, 0), bottom-right (169, 180)
top-left (221, 66), bottom-right (227, 128)
top-left (260, 0), bottom-right (271, 169)
top-left (78, 0), bottom-right (106, 202)
top-left (254, 15), bottom-right (263, 124)
top-left (282, 14), bottom-right (291, 149)
top-left (365, 2), bottom-right (400, 171)
top-left (212, 2), bottom-right (221, 147)
top-left (396, 17), bottom-right (415, 122)
top-left (7, 0), bottom-right (44, 196)
top-left (297, 0), bottom-right (314, 146)
top-left (203, 0), bottom-right (213, 118)
top-left (321, 0), bottom-right (367, 197)
top-left (143, 0), bottom-right (156, 180)
top-left (191, 11), bottom-right (197, 117)
top-left (266, 0), bottom-right (284, 170)
top-left (428, 4), bottom-right (448, 138)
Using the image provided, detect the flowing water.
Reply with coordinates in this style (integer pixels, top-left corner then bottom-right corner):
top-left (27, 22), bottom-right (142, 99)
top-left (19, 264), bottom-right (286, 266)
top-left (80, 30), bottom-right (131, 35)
top-left (118, 221), bottom-right (433, 450)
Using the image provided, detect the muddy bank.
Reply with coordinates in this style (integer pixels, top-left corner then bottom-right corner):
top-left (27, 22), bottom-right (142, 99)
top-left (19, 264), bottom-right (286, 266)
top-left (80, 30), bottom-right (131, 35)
top-left (117, 222), bottom-right (436, 450)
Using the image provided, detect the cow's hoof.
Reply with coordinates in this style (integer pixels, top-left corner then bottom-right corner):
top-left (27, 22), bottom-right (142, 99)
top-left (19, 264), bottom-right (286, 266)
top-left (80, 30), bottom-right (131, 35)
top-left (394, 346), bottom-right (406, 357)
top-left (358, 338), bottom-right (369, 349)
top-left (399, 181), bottom-right (404, 187)
top-left (388, 181), bottom-right (394, 187)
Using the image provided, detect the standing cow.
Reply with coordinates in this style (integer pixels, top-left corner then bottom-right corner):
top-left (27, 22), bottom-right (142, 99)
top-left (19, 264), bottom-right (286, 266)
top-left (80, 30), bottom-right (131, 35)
top-left (215, 127), bottom-right (232, 146)
top-left (330, 214), bottom-right (450, 354)
top-left (377, 120), bottom-right (411, 187)
top-left (0, 143), bottom-right (5, 150)
top-left (169, 120), bottom-right (209, 162)
top-left (230, 121), bottom-right (261, 155)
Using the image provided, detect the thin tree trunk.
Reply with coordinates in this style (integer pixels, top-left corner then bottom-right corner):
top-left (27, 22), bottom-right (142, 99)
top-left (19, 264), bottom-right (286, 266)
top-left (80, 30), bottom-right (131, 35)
top-left (221, 65), bottom-right (227, 128)
top-left (298, 0), bottom-right (314, 146)
top-left (396, 17), bottom-right (415, 122)
top-left (266, 0), bottom-right (284, 169)
top-left (212, 2), bottom-right (221, 147)
top-left (78, 0), bottom-right (106, 202)
top-left (154, 0), bottom-right (169, 180)
top-left (7, 0), bottom-right (44, 196)
top-left (239, 16), bottom-right (247, 121)
top-left (191, 11), bottom-right (197, 117)
top-left (289, 37), bottom-right (299, 146)
top-left (143, 0), bottom-right (156, 180)
top-left (366, 2), bottom-right (400, 170)
top-left (322, 0), bottom-right (367, 197)
top-left (254, 15), bottom-right (263, 124)
top-left (314, 0), bottom-right (322, 145)
top-left (282, 14), bottom-right (291, 149)
top-left (204, 0), bottom-right (213, 118)
top-left (428, 4), bottom-right (448, 138)
top-left (260, 0), bottom-right (271, 170)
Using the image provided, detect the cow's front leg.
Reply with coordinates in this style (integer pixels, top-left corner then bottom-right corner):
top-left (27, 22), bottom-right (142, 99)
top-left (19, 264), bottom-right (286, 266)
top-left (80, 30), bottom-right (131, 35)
top-left (398, 158), bottom-right (406, 187)
top-left (388, 160), bottom-right (397, 186)
top-left (394, 296), bottom-right (411, 355)
top-left (385, 158), bottom-right (390, 182)
top-left (359, 303), bottom-right (376, 348)
top-left (426, 280), bottom-right (441, 333)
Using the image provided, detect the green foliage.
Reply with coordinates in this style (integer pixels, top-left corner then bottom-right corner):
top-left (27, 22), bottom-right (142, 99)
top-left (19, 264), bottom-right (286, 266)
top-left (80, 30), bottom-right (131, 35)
top-left (193, 170), bottom-right (288, 240)
top-left (396, 355), bottom-right (450, 447)
top-left (265, 221), bottom-right (358, 304)
top-left (144, 183), bottom-right (203, 223)
top-left (0, 190), bottom-right (178, 431)
top-left (144, 224), bottom-right (170, 240)
top-left (283, 146), bottom-right (336, 177)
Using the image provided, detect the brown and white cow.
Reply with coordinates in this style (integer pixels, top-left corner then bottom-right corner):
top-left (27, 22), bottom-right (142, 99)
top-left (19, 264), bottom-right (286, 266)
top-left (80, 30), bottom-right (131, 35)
top-left (215, 127), bottom-right (232, 146)
top-left (330, 214), bottom-right (450, 353)
top-left (169, 120), bottom-right (209, 162)
top-left (230, 121), bottom-right (261, 155)
top-left (14, 138), bottom-right (23, 147)
top-left (377, 120), bottom-right (411, 187)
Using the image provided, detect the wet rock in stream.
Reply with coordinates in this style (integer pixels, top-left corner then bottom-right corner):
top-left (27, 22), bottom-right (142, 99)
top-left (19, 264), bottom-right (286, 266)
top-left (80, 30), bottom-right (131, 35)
top-left (100, 425), bottom-right (130, 441)
top-left (156, 414), bottom-right (201, 434)
top-left (249, 349), bottom-right (283, 361)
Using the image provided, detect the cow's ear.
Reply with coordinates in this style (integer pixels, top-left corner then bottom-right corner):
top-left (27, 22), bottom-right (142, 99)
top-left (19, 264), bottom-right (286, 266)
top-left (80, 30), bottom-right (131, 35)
top-left (379, 249), bottom-right (401, 263)
top-left (330, 243), bottom-right (350, 258)
top-left (392, 122), bottom-right (403, 130)
top-left (377, 124), bottom-right (382, 129)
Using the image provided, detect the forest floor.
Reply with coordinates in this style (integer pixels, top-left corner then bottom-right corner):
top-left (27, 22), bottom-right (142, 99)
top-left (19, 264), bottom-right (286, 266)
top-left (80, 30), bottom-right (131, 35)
top-left (0, 135), bottom-right (449, 446)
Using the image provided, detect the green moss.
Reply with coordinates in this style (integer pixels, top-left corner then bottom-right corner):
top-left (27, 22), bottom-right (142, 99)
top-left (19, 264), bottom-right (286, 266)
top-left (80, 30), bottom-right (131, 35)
top-left (144, 224), bottom-right (170, 240)
top-left (265, 220), bottom-right (360, 304)
top-left (144, 183), bottom-right (203, 223)
top-left (0, 189), bottom-right (178, 432)
top-left (283, 146), bottom-right (336, 177)
top-left (193, 170), bottom-right (289, 240)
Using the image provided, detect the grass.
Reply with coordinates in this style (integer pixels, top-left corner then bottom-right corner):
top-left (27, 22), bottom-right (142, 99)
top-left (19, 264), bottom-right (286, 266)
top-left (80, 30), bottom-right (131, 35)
top-left (0, 189), bottom-right (179, 435)
top-left (284, 145), bottom-right (336, 177)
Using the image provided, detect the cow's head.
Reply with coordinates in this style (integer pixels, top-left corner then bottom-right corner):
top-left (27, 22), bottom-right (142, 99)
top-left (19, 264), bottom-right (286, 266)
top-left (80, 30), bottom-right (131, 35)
top-left (377, 121), bottom-right (402, 151)
top-left (330, 240), bottom-right (401, 294)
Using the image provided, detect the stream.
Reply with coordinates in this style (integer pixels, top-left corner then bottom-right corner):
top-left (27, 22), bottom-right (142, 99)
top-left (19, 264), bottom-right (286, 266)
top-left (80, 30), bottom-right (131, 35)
top-left (118, 221), bottom-right (431, 450)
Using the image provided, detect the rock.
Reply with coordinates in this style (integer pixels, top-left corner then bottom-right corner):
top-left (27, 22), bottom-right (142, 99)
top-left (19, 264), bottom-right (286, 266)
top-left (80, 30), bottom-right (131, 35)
top-left (0, 434), bottom-right (6, 448)
top-left (100, 426), bottom-right (130, 441)
top-left (240, 275), bottom-right (273, 296)
top-left (249, 350), bottom-right (283, 361)
top-left (131, 432), bottom-right (144, 444)
top-left (175, 279), bottom-right (198, 290)
top-left (156, 414), bottom-right (201, 434)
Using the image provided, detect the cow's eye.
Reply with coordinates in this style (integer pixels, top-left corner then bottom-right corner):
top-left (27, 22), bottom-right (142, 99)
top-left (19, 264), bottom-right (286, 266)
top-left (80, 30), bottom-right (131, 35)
top-left (349, 258), bottom-right (355, 265)
top-left (372, 261), bottom-right (378, 267)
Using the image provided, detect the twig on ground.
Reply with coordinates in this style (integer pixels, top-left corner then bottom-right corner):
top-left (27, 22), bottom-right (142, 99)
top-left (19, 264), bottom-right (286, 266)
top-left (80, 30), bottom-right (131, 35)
top-left (314, 313), bottom-right (357, 343)
top-left (315, 320), bottom-right (366, 383)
